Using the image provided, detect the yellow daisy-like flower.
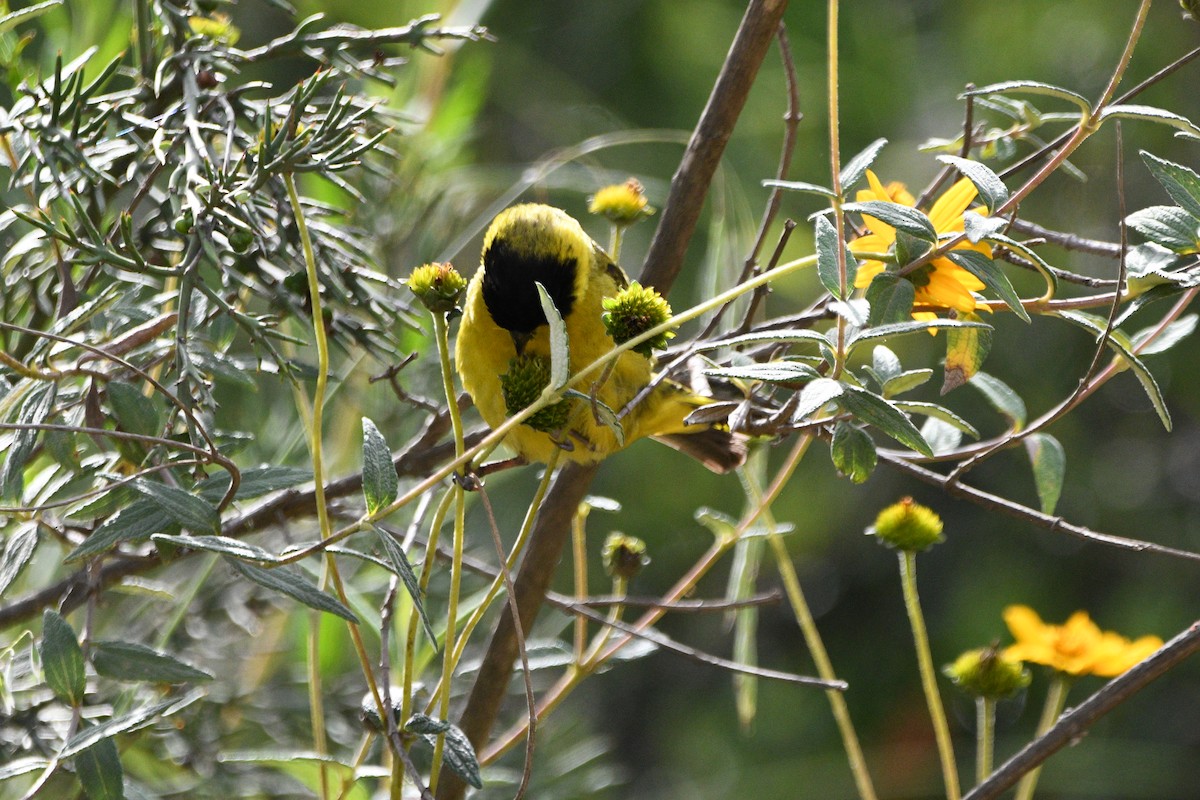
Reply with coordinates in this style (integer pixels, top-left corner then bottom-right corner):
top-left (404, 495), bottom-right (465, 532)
top-left (1002, 605), bottom-right (1163, 678)
top-left (849, 170), bottom-right (992, 321)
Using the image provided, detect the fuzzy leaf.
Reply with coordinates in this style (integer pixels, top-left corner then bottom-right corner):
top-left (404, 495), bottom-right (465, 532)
top-left (1102, 105), bottom-right (1200, 139)
top-left (106, 380), bottom-right (161, 437)
top-left (698, 329), bottom-right (829, 351)
top-left (1024, 433), bottom-right (1066, 515)
top-left (970, 371), bottom-right (1027, 429)
top-left (361, 417), bottom-right (397, 515)
top-left (963, 80), bottom-right (1091, 114)
top-left (838, 386), bottom-right (932, 456)
top-left (62, 691), bottom-right (204, 758)
top-left (895, 401), bottom-right (980, 438)
top-left (1, 382), bottom-right (56, 503)
top-left (74, 732), bottom-right (124, 800)
top-left (66, 497), bottom-right (176, 562)
top-left (840, 138), bottom-right (889, 190)
top-left (91, 641), bottom-right (213, 684)
top-left (830, 422), bottom-right (876, 483)
top-left (814, 215), bottom-right (856, 299)
top-left (704, 362), bottom-right (817, 384)
top-left (151, 534), bottom-right (277, 563)
top-left (227, 559), bottom-right (359, 623)
top-left (131, 478), bottom-right (220, 535)
top-left (1126, 205), bottom-right (1200, 254)
top-left (937, 155), bottom-right (1010, 213)
top-left (871, 346), bottom-right (902, 384)
top-left (40, 610), bottom-right (86, 706)
top-left (864, 273), bottom-right (916, 326)
top-left (0, 523), bottom-right (38, 597)
top-left (535, 282), bottom-right (570, 389)
top-left (946, 250), bottom-right (1030, 322)
top-left (1141, 151), bottom-right (1200, 222)
top-left (762, 179), bottom-right (836, 198)
top-left (849, 318), bottom-right (989, 348)
top-left (963, 211), bottom-right (1008, 244)
top-left (0, 0), bottom-right (62, 34)
top-left (375, 527), bottom-right (437, 647)
top-left (943, 311), bottom-right (993, 393)
top-left (793, 378), bottom-right (844, 423)
top-left (882, 369), bottom-right (934, 398)
top-left (843, 201), bottom-right (937, 242)
top-left (1131, 314), bottom-right (1197, 356)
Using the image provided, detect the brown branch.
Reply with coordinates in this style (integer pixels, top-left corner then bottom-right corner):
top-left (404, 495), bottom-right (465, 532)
top-left (638, 0), bottom-right (791, 291)
top-left (963, 621), bottom-right (1200, 800)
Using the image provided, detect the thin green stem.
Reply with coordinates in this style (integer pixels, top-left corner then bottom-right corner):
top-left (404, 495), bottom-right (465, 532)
top-left (571, 504), bottom-right (590, 662)
top-left (900, 550), bottom-right (960, 800)
top-left (428, 312), bottom-right (468, 795)
top-left (1014, 674), bottom-right (1070, 800)
top-left (827, 0), bottom-right (849, 377)
top-left (976, 697), bottom-right (995, 785)
top-left (403, 487), bottom-right (456, 727)
top-left (286, 172), bottom-right (386, 798)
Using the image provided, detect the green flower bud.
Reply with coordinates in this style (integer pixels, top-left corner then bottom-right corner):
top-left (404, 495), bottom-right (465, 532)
top-left (500, 353), bottom-right (574, 432)
top-left (588, 178), bottom-right (655, 226)
top-left (601, 281), bottom-right (675, 356)
top-left (228, 228), bottom-right (254, 253)
top-left (602, 532), bottom-right (649, 581)
top-left (406, 262), bottom-right (467, 314)
top-left (943, 645), bottom-right (1030, 700)
top-left (869, 497), bottom-right (944, 552)
top-left (174, 208), bottom-right (195, 235)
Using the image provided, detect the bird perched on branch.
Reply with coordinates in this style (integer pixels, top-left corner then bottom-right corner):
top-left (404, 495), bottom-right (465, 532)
top-left (454, 203), bottom-right (745, 473)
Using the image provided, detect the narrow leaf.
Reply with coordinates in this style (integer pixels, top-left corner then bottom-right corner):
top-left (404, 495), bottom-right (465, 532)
top-left (946, 250), bottom-right (1030, 322)
top-left (1056, 310), bottom-right (1172, 430)
top-left (864, 273), bottom-right (916, 326)
top-left (1141, 151), bottom-right (1200, 221)
top-left (895, 401), bottom-right (980, 438)
top-left (40, 610), bottom-right (87, 706)
top-left (0, 0), bottom-right (62, 34)
top-left (871, 345), bottom-right (903, 385)
top-left (843, 201), bottom-right (937, 242)
top-left (535, 282), bottom-right (570, 389)
top-left (1024, 433), bottom-right (1066, 515)
top-left (962, 80), bottom-right (1091, 114)
top-left (197, 466), bottom-right (312, 503)
top-left (150, 534), bottom-right (278, 563)
top-left (1, 382), bottom-right (56, 502)
top-left (969, 371), bottom-right (1027, 429)
top-left (1102, 105), bottom-right (1200, 139)
top-left (361, 417), bottom-right (397, 515)
top-left (839, 385), bottom-right (932, 456)
top-left (942, 311), bottom-right (993, 393)
top-left (375, 527), bottom-right (437, 648)
top-left (66, 498), bottom-right (175, 562)
top-left (848, 318), bottom-right (989, 348)
top-left (761, 179), bottom-right (836, 198)
top-left (0, 523), bottom-right (38, 596)
top-left (1131, 314), bottom-right (1197, 355)
top-left (227, 559), bottom-right (359, 623)
top-left (91, 641), bottom-right (213, 684)
top-left (882, 369), bottom-right (934, 398)
top-left (406, 716), bottom-right (482, 790)
top-left (73, 732), bottom-right (124, 800)
top-left (62, 690), bottom-right (205, 758)
top-left (106, 380), bottom-right (161, 437)
top-left (697, 329), bottom-right (829, 351)
top-left (830, 422), bottom-right (877, 483)
top-left (937, 155), bottom-right (1010, 212)
top-left (840, 138), bottom-right (889, 190)
top-left (131, 478), bottom-right (220, 534)
top-left (703, 362), bottom-right (817, 384)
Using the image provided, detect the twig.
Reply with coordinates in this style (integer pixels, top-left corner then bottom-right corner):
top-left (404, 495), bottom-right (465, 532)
top-left (963, 621), bottom-right (1200, 800)
top-left (639, 0), bottom-right (792, 291)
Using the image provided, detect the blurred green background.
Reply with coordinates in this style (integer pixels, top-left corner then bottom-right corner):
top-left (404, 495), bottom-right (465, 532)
top-left (21, 0), bottom-right (1200, 797)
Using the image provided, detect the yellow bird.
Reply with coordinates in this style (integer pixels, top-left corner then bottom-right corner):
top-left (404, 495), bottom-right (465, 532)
top-left (454, 203), bottom-right (744, 473)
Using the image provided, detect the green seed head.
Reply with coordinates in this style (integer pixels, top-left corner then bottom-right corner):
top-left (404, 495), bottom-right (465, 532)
top-left (870, 496), bottom-right (944, 552)
top-left (500, 353), bottom-right (573, 432)
top-left (602, 281), bottom-right (675, 356)
top-left (407, 262), bottom-right (467, 314)
top-left (588, 178), bottom-right (655, 226)
top-left (943, 645), bottom-right (1031, 699)
top-left (602, 531), bottom-right (649, 581)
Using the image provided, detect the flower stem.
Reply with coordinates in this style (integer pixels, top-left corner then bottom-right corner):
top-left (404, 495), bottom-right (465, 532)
top-left (899, 550), bottom-right (960, 800)
top-left (976, 697), bottom-right (995, 784)
top-left (1014, 673), bottom-right (1070, 800)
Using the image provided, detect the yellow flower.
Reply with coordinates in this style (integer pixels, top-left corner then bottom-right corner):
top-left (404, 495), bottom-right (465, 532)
top-left (849, 170), bottom-right (991, 320)
top-left (1002, 605), bottom-right (1163, 678)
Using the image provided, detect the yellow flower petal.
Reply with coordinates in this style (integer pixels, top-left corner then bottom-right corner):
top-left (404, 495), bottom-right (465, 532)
top-left (929, 178), bottom-right (979, 232)
top-left (854, 260), bottom-right (885, 289)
